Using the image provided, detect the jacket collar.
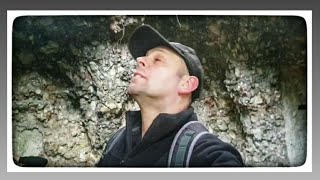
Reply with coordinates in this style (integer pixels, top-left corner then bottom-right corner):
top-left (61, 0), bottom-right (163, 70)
top-left (125, 107), bottom-right (196, 145)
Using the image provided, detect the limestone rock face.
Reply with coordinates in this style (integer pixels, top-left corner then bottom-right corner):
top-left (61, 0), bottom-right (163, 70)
top-left (12, 15), bottom-right (307, 167)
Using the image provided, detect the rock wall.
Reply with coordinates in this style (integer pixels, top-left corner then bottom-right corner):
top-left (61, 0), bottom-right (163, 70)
top-left (12, 15), bottom-right (307, 167)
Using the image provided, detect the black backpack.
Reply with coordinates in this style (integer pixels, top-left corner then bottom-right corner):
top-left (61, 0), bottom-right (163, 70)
top-left (102, 121), bottom-right (209, 167)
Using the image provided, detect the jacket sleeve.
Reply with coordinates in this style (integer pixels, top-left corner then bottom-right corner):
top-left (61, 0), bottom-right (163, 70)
top-left (190, 133), bottom-right (244, 167)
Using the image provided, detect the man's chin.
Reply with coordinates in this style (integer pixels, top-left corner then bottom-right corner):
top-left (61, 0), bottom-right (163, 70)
top-left (127, 87), bottom-right (139, 96)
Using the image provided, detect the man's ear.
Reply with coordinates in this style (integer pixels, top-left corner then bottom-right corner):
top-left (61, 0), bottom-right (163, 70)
top-left (178, 76), bottom-right (199, 94)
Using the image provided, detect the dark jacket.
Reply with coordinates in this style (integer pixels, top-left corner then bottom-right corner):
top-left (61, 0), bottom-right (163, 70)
top-left (97, 107), bottom-right (244, 167)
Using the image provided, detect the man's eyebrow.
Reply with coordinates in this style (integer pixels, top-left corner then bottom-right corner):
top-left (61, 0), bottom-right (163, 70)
top-left (146, 48), bottom-right (167, 56)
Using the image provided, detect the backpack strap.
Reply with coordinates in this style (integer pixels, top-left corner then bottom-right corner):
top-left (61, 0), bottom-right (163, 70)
top-left (168, 121), bottom-right (210, 167)
top-left (102, 127), bottom-right (126, 155)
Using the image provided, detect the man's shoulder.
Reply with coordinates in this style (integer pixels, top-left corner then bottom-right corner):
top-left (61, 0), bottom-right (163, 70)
top-left (191, 133), bottom-right (245, 167)
top-left (195, 133), bottom-right (238, 151)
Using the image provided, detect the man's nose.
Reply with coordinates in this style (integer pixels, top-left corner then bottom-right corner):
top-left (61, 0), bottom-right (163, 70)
top-left (137, 57), bottom-right (148, 68)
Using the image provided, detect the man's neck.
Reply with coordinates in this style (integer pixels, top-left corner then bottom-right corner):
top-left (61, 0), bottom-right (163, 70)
top-left (136, 97), bottom-right (189, 138)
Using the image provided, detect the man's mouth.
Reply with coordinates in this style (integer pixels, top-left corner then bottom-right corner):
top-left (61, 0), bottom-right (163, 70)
top-left (133, 72), bottom-right (146, 78)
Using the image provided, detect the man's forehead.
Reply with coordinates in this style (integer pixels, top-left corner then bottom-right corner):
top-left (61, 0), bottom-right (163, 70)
top-left (146, 46), bottom-right (178, 56)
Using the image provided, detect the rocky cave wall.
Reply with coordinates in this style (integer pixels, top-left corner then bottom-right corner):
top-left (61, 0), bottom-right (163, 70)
top-left (12, 15), bottom-right (307, 167)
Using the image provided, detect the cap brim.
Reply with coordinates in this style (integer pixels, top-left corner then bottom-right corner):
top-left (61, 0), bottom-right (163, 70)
top-left (128, 25), bottom-right (173, 59)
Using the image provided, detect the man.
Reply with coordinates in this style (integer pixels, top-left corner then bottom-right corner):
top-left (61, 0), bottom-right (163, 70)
top-left (97, 24), bottom-right (244, 167)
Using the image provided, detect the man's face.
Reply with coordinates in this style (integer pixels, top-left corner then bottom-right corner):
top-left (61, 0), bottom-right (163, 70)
top-left (128, 46), bottom-right (189, 100)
